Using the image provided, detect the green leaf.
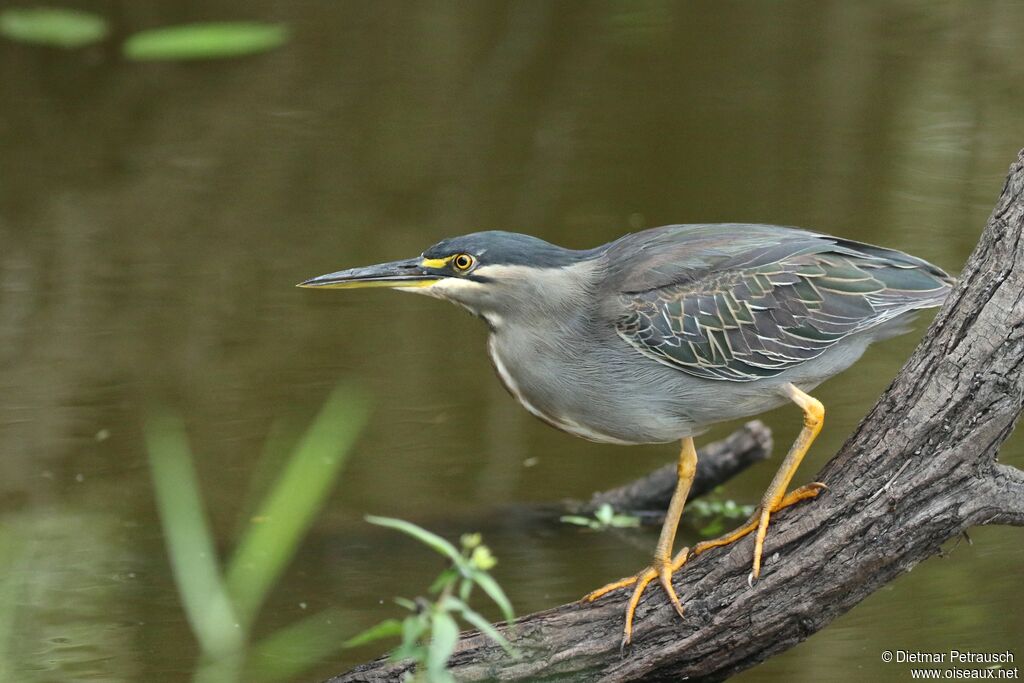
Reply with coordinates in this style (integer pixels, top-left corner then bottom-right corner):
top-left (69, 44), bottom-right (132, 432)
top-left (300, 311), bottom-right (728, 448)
top-left (392, 613), bottom-right (427, 661)
top-left (690, 500), bottom-right (711, 516)
top-left (365, 516), bottom-right (464, 567)
top-left (428, 568), bottom-right (458, 595)
top-left (123, 22), bottom-right (288, 61)
top-left (609, 514), bottom-right (640, 528)
top-left (594, 503), bottom-right (614, 525)
top-left (342, 618), bottom-right (404, 648)
top-left (426, 611), bottom-right (459, 676)
top-left (144, 412), bottom-right (243, 657)
top-left (470, 570), bottom-right (515, 624)
top-left (444, 597), bottom-right (518, 658)
top-left (699, 519), bottom-right (725, 538)
top-left (394, 597), bottom-right (417, 612)
top-left (559, 515), bottom-right (597, 528)
top-left (225, 385), bottom-right (369, 632)
top-left (246, 608), bottom-right (353, 683)
top-left (0, 7), bottom-right (108, 48)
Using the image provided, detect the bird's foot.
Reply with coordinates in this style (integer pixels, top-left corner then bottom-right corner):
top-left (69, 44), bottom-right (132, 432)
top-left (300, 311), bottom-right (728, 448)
top-left (691, 481), bottom-right (827, 581)
top-left (580, 481), bottom-right (826, 647)
top-left (581, 546), bottom-right (690, 648)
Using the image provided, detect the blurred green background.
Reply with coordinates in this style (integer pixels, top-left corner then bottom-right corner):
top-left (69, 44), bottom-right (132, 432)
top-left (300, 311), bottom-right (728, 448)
top-left (1, 1), bottom-right (1022, 681)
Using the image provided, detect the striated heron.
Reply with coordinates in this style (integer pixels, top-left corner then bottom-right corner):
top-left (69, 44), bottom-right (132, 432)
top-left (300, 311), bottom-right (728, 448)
top-left (299, 223), bottom-right (952, 646)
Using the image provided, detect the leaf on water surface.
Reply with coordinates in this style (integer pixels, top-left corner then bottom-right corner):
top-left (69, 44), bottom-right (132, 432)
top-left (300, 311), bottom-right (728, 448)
top-left (0, 7), bottom-right (108, 48)
top-left (559, 515), bottom-right (598, 528)
top-left (123, 22), bottom-right (288, 61)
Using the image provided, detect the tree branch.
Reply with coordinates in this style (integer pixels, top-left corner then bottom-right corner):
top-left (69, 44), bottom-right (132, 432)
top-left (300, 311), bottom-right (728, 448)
top-left (975, 463), bottom-right (1024, 526)
top-left (332, 149), bottom-right (1024, 683)
top-left (569, 420), bottom-right (772, 521)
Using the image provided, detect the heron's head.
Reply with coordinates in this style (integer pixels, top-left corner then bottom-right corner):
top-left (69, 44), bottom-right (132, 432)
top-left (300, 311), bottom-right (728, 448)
top-left (299, 231), bottom-right (596, 325)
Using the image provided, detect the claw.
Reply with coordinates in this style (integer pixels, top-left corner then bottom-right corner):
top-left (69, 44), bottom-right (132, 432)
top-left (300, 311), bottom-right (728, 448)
top-left (586, 545), bottom-right (692, 647)
top-left (658, 565), bottom-right (685, 619)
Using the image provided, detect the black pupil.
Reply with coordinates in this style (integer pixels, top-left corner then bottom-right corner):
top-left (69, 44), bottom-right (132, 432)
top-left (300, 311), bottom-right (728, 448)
top-left (456, 255), bottom-right (470, 269)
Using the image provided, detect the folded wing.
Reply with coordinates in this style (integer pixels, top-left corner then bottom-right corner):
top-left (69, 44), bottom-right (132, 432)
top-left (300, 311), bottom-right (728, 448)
top-left (612, 225), bottom-right (952, 382)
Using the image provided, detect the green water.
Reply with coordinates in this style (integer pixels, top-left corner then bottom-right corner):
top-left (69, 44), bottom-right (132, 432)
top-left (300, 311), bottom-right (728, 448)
top-left (1, 2), bottom-right (1022, 681)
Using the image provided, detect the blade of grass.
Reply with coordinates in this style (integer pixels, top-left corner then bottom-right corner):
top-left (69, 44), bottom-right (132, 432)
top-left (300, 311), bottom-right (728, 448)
top-left (231, 416), bottom-right (302, 539)
top-left (145, 412), bottom-right (243, 656)
top-left (225, 385), bottom-right (369, 631)
top-left (193, 651), bottom-right (244, 683)
top-left (245, 608), bottom-right (354, 683)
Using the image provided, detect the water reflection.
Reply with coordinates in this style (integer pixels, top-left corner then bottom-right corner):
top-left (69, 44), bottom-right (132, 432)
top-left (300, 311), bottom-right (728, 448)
top-left (1, 1), bottom-right (1022, 681)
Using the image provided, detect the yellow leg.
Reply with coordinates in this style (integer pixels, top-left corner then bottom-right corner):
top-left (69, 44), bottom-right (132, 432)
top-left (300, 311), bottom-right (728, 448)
top-left (691, 482), bottom-right (827, 557)
top-left (691, 383), bottom-right (825, 580)
top-left (582, 437), bottom-right (698, 646)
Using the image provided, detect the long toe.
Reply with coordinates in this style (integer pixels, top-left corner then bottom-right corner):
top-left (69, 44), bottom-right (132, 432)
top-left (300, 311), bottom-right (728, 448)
top-left (621, 567), bottom-right (657, 647)
top-left (657, 564), bottom-right (686, 619)
top-left (582, 574), bottom-right (641, 603)
top-left (751, 508), bottom-right (773, 579)
top-left (594, 551), bottom-right (695, 648)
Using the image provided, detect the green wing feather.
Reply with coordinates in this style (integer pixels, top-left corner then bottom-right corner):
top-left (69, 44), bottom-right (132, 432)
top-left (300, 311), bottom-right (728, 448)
top-left (612, 226), bottom-right (953, 382)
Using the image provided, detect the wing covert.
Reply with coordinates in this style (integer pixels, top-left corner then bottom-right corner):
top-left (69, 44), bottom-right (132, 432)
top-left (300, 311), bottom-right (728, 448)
top-left (615, 246), bottom-right (949, 382)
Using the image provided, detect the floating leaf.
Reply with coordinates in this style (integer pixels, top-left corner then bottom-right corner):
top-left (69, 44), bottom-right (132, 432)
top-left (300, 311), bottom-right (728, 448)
top-left (699, 520), bottom-right (725, 538)
top-left (560, 505), bottom-right (639, 530)
top-left (609, 513), bottom-right (641, 528)
top-left (0, 7), bottom-right (108, 48)
top-left (559, 515), bottom-right (597, 528)
top-left (124, 22), bottom-right (288, 61)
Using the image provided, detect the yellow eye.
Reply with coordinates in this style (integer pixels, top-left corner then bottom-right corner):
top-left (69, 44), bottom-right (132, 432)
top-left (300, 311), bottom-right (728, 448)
top-left (452, 253), bottom-right (475, 272)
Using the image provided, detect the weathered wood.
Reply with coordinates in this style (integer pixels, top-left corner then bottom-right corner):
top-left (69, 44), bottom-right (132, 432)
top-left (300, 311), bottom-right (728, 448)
top-left (331, 149), bottom-right (1024, 683)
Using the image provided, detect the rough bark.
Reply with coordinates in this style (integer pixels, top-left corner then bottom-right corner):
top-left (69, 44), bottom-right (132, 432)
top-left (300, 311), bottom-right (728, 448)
top-left (331, 150), bottom-right (1024, 683)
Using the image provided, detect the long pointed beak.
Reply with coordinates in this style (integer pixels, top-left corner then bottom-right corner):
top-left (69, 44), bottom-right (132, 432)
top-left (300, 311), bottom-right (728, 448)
top-left (297, 257), bottom-right (441, 289)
